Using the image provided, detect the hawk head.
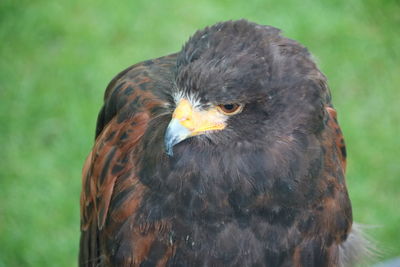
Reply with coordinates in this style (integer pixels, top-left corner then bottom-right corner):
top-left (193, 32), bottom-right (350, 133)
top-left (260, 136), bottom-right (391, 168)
top-left (165, 20), bottom-right (329, 157)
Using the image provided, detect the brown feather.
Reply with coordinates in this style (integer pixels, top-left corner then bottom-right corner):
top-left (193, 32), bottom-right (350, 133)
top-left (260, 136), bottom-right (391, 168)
top-left (79, 20), bottom-right (364, 267)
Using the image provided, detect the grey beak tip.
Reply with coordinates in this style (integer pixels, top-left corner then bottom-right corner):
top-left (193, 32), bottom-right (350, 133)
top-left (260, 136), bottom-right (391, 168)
top-left (164, 118), bottom-right (191, 157)
top-left (165, 145), bottom-right (174, 156)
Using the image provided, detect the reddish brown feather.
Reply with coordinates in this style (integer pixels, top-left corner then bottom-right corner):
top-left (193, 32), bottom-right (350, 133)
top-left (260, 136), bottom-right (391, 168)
top-left (283, 107), bottom-right (351, 266)
top-left (326, 107), bottom-right (347, 173)
top-left (79, 56), bottom-right (176, 266)
top-left (82, 113), bottom-right (154, 228)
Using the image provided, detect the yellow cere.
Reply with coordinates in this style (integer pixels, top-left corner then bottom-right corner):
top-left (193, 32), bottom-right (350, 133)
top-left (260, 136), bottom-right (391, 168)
top-left (172, 99), bottom-right (226, 136)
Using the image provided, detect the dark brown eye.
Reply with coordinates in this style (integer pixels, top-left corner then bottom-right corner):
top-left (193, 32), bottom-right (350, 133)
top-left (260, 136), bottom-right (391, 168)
top-left (217, 103), bottom-right (243, 115)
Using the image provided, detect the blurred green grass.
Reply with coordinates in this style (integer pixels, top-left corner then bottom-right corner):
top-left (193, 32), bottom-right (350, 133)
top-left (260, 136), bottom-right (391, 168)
top-left (0, 0), bottom-right (399, 266)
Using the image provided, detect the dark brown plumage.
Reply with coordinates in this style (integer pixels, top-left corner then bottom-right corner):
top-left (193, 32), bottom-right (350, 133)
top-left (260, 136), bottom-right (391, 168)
top-left (80, 20), bottom-right (364, 266)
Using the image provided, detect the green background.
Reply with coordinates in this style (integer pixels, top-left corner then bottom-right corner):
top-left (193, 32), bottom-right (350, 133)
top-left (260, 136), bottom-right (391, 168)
top-left (1, 0), bottom-right (399, 266)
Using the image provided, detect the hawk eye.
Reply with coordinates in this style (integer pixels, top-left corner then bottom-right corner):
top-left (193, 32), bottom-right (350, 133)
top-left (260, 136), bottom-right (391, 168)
top-left (217, 103), bottom-right (243, 115)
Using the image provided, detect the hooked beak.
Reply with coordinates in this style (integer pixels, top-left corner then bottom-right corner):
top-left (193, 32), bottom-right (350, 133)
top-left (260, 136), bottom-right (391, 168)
top-left (164, 118), bottom-right (191, 156)
top-left (164, 99), bottom-right (226, 156)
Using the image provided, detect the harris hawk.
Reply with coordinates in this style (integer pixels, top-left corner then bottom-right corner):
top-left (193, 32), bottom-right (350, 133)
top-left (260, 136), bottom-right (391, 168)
top-left (79, 20), bottom-right (366, 266)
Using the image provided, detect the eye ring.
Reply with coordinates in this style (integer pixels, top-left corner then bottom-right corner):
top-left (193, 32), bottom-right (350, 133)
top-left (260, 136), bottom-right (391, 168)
top-left (217, 103), bottom-right (244, 115)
